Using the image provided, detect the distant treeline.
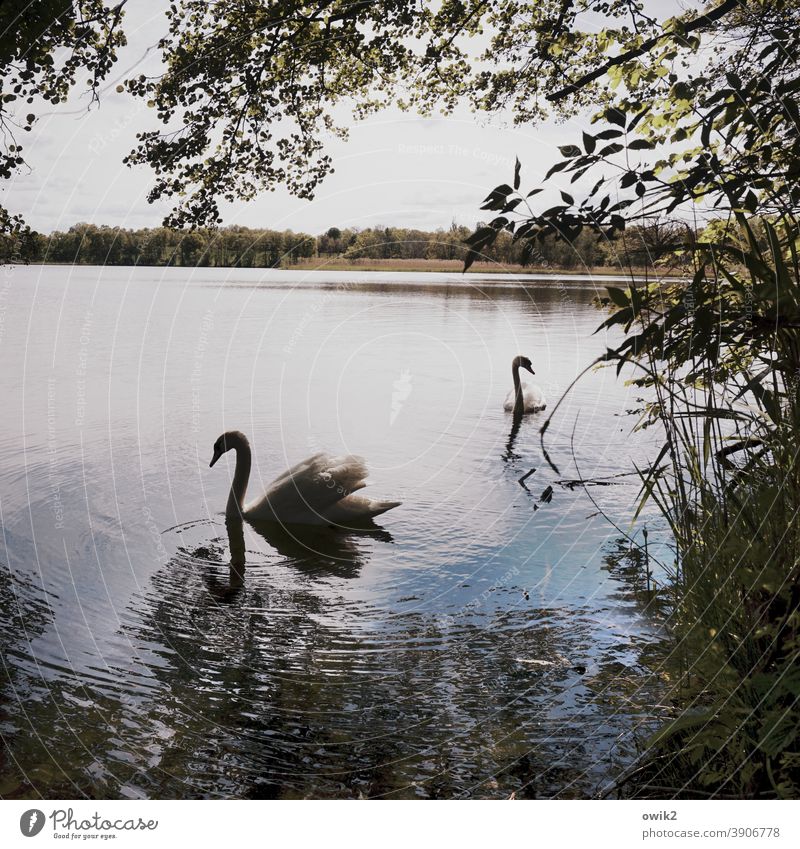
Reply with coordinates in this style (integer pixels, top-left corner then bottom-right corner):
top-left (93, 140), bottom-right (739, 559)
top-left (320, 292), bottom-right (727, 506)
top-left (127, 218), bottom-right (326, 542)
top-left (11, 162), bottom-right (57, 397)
top-left (1, 220), bottom-right (690, 269)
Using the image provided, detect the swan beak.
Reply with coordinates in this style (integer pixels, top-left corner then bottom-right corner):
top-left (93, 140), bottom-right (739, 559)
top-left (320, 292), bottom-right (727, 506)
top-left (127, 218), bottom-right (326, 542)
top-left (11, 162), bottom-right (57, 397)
top-left (210, 449), bottom-right (222, 468)
top-left (525, 365), bottom-right (536, 375)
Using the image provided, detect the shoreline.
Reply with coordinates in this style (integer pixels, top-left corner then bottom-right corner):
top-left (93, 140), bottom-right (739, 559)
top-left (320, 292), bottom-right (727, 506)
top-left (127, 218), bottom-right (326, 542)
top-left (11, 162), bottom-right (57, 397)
top-left (290, 257), bottom-right (680, 276)
top-left (13, 257), bottom-right (682, 278)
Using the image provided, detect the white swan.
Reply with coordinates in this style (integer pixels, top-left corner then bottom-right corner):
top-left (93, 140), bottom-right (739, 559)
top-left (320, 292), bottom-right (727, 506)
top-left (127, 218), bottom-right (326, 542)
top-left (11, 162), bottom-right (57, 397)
top-left (209, 430), bottom-right (401, 526)
top-left (503, 354), bottom-right (547, 415)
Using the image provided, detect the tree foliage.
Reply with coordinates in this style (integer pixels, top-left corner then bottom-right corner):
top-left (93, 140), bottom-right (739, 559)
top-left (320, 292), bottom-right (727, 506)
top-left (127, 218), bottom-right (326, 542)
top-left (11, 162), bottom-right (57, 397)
top-left (466, 1), bottom-right (800, 268)
top-left (2, 217), bottom-right (691, 270)
top-left (122, 1), bottom-right (774, 228)
top-left (0, 0), bottom-right (126, 235)
top-left (7, 2), bottom-right (788, 236)
top-left (0, 221), bottom-right (315, 267)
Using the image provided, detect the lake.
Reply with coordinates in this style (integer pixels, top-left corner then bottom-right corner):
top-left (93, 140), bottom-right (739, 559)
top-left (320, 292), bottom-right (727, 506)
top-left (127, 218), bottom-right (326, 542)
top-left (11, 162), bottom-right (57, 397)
top-left (0, 265), bottom-right (669, 799)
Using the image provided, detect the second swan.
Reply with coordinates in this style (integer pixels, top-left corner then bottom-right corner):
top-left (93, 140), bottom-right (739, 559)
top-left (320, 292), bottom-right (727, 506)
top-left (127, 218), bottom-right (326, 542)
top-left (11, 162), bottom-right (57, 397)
top-left (503, 354), bottom-right (547, 415)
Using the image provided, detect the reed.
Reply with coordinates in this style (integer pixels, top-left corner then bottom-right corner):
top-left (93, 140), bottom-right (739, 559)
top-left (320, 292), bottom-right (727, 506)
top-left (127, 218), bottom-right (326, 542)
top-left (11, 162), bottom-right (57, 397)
top-left (589, 214), bottom-right (800, 797)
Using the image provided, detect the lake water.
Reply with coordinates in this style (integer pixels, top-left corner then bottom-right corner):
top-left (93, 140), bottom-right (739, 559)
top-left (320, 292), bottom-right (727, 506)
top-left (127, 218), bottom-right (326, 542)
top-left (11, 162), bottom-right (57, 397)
top-left (0, 265), bottom-right (669, 799)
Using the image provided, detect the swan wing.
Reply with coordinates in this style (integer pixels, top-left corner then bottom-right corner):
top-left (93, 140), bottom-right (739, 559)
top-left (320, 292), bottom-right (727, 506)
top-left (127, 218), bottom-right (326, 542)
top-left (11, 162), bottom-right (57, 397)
top-left (264, 452), bottom-right (328, 489)
top-left (503, 383), bottom-right (547, 412)
top-left (247, 453), bottom-right (372, 522)
top-left (320, 495), bottom-right (402, 524)
top-left (522, 383), bottom-right (547, 411)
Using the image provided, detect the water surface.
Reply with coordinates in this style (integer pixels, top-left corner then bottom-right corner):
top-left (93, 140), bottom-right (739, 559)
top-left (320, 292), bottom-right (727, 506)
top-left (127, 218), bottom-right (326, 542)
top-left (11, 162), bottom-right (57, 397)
top-left (0, 265), bottom-right (668, 799)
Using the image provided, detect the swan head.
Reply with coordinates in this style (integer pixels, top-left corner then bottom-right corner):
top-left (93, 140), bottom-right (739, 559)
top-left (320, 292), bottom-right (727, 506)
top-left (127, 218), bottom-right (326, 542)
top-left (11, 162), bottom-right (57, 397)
top-left (209, 430), bottom-right (248, 467)
top-left (512, 354), bottom-right (535, 375)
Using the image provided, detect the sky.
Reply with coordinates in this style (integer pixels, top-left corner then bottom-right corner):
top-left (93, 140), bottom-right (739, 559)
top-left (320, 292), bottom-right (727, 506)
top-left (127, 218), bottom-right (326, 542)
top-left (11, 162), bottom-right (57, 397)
top-left (8, 1), bottom-right (683, 235)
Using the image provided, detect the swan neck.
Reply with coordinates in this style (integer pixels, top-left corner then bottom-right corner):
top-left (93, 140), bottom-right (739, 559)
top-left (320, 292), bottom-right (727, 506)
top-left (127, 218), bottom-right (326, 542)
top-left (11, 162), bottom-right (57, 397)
top-left (512, 363), bottom-right (524, 415)
top-left (227, 442), bottom-right (251, 520)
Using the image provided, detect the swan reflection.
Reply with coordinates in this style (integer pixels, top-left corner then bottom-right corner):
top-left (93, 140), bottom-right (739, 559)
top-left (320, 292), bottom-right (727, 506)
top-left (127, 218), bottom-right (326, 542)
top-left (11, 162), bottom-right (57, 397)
top-left (503, 412), bottom-right (524, 463)
top-left (200, 518), bottom-right (247, 602)
top-left (200, 515), bottom-right (394, 590)
top-left (248, 519), bottom-right (392, 579)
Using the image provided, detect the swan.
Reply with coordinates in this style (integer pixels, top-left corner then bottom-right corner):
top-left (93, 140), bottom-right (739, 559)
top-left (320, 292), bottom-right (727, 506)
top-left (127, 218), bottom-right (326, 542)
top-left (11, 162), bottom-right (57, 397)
top-left (209, 430), bottom-right (401, 526)
top-left (503, 354), bottom-right (547, 415)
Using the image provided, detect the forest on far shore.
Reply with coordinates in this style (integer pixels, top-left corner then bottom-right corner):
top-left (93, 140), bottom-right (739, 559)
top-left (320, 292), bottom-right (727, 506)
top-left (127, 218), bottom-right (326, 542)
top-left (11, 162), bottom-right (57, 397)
top-left (2, 218), bottom-right (692, 271)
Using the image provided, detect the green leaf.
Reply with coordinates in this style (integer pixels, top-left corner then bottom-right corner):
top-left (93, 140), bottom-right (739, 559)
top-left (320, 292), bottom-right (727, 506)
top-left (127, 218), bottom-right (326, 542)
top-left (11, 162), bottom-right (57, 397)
top-left (558, 145), bottom-right (582, 158)
top-left (648, 710), bottom-right (714, 747)
top-left (513, 157), bottom-right (521, 190)
top-left (588, 177), bottom-right (604, 198)
top-left (463, 249), bottom-right (479, 271)
top-left (595, 129), bottom-right (623, 141)
top-left (464, 226), bottom-right (495, 246)
top-left (544, 160), bottom-right (570, 179)
top-left (582, 132), bottom-right (596, 154)
top-left (607, 287), bottom-right (629, 308)
top-left (598, 142), bottom-right (624, 157)
top-left (627, 109), bottom-right (649, 132)
top-left (481, 184), bottom-right (514, 210)
top-left (605, 107), bottom-right (627, 127)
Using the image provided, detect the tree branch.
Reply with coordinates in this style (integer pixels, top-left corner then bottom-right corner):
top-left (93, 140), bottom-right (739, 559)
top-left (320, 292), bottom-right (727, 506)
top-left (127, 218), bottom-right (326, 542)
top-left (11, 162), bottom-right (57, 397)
top-left (546, 0), bottom-right (740, 103)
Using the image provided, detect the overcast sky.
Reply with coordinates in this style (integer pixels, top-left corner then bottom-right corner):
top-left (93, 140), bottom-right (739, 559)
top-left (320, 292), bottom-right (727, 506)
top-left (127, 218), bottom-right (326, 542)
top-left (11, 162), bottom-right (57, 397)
top-left (9, 2), bottom-right (680, 235)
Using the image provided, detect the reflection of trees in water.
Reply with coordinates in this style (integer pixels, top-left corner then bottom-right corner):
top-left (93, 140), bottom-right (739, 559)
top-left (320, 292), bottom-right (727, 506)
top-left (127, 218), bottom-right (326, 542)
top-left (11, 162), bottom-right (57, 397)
top-left (311, 281), bottom-right (596, 316)
top-left (0, 563), bottom-right (53, 670)
top-left (1, 527), bottom-right (667, 799)
top-left (0, 561), bottom-right (58, 796)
